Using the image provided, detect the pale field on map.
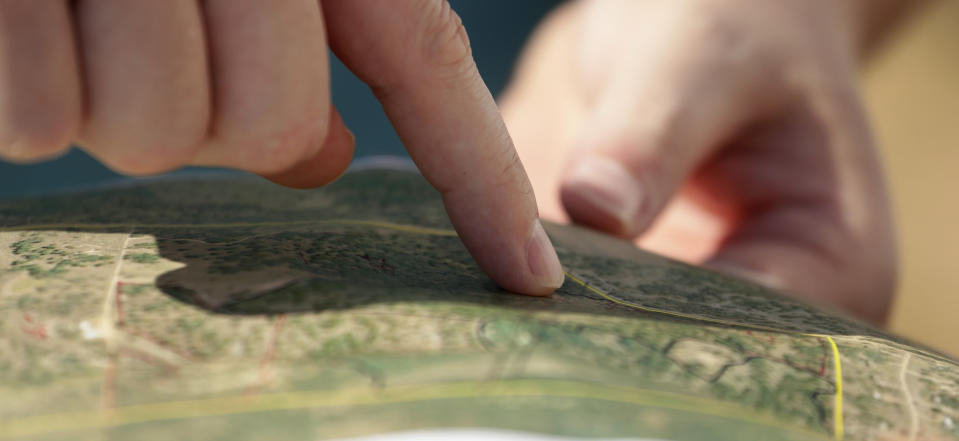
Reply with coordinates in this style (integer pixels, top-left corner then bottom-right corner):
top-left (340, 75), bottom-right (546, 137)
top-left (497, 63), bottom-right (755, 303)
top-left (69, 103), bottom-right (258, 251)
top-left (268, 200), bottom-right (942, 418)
top-left (0, 225), bottom-right (839, 441)
top-left (0, 6), bottom-right (955, 440)
top-left (1, 171), bottom-right (958, 441)
top-left (0, 227), bottom-right (951, 439)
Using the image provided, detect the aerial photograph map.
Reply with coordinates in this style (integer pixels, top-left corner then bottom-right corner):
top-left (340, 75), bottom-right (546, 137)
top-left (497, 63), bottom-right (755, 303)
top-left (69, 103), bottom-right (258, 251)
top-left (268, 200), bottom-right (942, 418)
top-left (0, 165), bottom-right (957, 441)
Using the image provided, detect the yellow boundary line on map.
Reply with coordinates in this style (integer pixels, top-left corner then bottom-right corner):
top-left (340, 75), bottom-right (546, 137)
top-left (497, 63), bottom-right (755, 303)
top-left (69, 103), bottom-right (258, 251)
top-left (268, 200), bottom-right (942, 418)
top-left (0, 219), bottom-right (843, 439)
top-left (824, 336), bottom-right (844, 440)
top-left (0, 379), bottom-right (830, 440)
top-left (564, 271), bottom-right (798, 334)
top-left (0, 219), bottom-right (459, 237)
top-left (564, 270), bottom-right (845, 440)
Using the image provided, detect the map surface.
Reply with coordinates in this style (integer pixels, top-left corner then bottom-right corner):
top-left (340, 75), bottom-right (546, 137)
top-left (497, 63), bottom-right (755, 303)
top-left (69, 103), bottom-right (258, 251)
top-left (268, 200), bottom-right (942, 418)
top-left (0, 168), bottom-right (956, 441)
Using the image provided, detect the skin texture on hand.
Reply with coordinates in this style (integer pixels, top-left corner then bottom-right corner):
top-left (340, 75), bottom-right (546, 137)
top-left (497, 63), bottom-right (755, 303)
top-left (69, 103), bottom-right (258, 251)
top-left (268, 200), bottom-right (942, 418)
top-left (500, 0), bottom-right (898, 324)
top-left (0, 0), bottom-right (565, 296)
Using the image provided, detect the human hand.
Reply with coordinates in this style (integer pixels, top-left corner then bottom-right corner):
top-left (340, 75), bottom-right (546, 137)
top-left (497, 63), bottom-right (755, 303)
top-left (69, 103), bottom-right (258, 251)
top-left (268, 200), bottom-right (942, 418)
top-left (500, 0), bottom-right (897, 323)
top-left (0, 0), bottom-right (565, 295)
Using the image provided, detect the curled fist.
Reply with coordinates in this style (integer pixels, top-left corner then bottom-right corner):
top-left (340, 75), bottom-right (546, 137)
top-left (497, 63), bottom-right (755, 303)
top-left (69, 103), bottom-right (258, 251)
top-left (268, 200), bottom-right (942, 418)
top-left (0, 0), bottom-right (567, 297)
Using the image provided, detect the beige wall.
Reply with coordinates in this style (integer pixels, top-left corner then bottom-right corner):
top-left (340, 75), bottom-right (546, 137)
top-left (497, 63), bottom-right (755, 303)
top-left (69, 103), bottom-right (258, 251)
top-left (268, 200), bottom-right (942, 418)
top-left (864, 0), bottom-right (959, 355)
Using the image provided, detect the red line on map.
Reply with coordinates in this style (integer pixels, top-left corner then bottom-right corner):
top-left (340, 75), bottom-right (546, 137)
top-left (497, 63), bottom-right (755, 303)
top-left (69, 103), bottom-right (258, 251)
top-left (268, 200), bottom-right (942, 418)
top-left (110, 280), bottom-right (198, 361)
top-left (741, 331), bottom-right (826, 379)
top-left (298, 251), bottom-right (309, 264)
top-left (120, 347), bottom-right (160, 366)
top-left (257, 314), bottom-right (287, 390)
top-left (741, 349), bottom-right (822, 378)
top-left (745, 330), bottom-right (774, 344)
top-left (21, 312), bottom-right (47, 339)
top-left (118, 347), bottom-right (181, 375)
top-left (20, 324), bottom-right (48, 340)
top-left (262, 314), bottom-right (287, 366)
top-left (124, 328), bottom-right (196, 361)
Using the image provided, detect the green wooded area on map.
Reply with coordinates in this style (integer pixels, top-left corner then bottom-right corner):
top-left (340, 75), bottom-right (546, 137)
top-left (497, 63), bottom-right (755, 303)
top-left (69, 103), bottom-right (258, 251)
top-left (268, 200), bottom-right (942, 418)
top-left (1, 170), bottom-right (957, 441)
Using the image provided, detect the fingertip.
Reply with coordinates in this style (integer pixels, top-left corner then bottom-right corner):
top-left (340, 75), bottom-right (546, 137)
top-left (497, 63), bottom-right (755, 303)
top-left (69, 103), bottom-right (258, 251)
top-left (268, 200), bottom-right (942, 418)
top-left (442, 189), bottom-right (565, 298)
top-left (464, 218), bottom-right (565, 297)
top-left (524, 219), bottom-right (566, 294)
top-left (560, 156), bottom-right (647, 237)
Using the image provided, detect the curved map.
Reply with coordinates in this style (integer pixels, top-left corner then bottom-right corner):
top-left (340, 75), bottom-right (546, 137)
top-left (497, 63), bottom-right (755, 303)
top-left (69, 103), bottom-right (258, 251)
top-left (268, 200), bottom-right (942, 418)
top-left (0, 168), bottom-right (957, 441)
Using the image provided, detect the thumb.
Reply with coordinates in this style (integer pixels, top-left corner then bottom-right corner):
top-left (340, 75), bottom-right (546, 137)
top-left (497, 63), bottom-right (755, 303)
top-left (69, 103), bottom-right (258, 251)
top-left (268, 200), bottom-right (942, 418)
top-left (559, 19), bottom-right (777, 238)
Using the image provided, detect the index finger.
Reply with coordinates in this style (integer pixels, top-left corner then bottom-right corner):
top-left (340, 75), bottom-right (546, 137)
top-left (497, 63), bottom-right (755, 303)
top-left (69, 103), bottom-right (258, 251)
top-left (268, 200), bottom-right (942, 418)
top-left (324, 0), bottom-right (564, 294)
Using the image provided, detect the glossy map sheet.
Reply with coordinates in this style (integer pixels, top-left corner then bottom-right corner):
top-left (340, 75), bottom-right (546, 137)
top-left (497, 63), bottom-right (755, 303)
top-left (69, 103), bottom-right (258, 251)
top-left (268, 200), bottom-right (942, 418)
top-left (0, 168), bottom-right (957, 441)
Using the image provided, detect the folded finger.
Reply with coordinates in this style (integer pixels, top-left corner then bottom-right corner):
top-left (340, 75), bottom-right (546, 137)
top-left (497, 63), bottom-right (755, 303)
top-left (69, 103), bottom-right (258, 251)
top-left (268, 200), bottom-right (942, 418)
top-left (75, 0), bottom-right (209, 174)
top-left (193, 0), bottom-right (332, 176)
top-left (0, 0), bottom-right (80, 162)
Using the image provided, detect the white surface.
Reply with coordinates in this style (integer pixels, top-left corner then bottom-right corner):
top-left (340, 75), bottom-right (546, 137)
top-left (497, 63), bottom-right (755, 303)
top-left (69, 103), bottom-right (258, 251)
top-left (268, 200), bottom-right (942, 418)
top-left (348, 155), bottom-right (417, 172)
top-left (340, 429), bottom-right (669, 441)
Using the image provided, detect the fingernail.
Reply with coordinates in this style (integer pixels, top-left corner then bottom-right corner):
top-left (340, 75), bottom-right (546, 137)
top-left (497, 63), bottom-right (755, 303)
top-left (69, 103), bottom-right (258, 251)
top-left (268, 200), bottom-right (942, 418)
top-left (565, 157), bottom-right (642, 232)
top-left (526, 219), bottom-right (565, 290)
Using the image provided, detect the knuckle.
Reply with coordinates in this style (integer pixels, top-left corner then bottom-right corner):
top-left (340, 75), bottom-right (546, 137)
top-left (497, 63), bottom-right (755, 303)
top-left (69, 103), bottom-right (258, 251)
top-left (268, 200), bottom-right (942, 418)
top-left (494, 132), bottom-right (531, 194)
top-left (415, 0), bottom-right (473, 71)
top-left (83, 124), bottom-right (208, 176)
top-left (225, 110), bottom-right (330, 175)
top-left (96, 145), bottom-right (193, 176)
